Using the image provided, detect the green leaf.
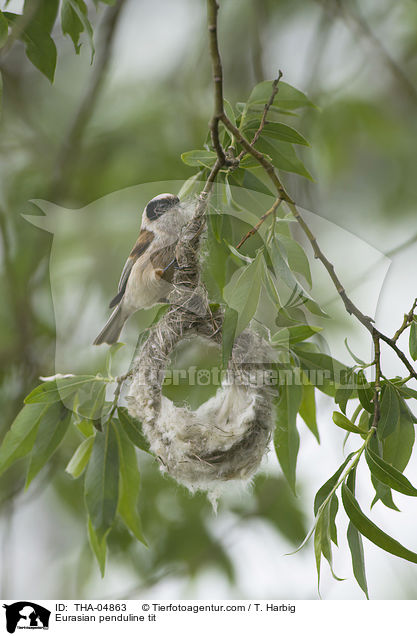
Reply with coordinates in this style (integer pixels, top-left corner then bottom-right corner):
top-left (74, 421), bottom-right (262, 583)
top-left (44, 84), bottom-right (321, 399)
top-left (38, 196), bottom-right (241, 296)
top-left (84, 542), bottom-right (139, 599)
top-left (299, 383), bottom-right (319, 442)
top-left (365, 446), bottom-right (417, 496)
top-left (226, 243), bottom-right (253, 264)
top-left (242, 120), bottom-right (309, 145)
top-left (0, 11), bottom-right (9, 48)
top-left (87, 516), bottom-right (107, 577)
top-left (181, 150), bottom-right (217, 168)
top-left (293, 347), bottom-right (354, 398)
top-left (25, 25), bottom-right (56, 82)
top-left (329, 493), bottom-right (339, 545)
top-left (357, 371), bottom-right (374, 413)
top-left (267, 244), bottom-right (326, 320)
top-left (223, 98), bottom-right (236, 127)
top-left (263, 268), bottom-right (282, 309)
top-left (382, 403), bottom-right (415, 472)
top-left (344, 338), bottom-right (366, 365)
top-left (313, 453), bottom-right (355, 516)
top-left (241, 169), bottom-right (274, 196)
top-left (24, 375), bottom-right (97, 404)
top-left (0, 404), bottom-right (46, 476)
top-left (344, 467), bottom-right (370, 598)
top-left (84, 421), bottom-right (119, 541)
top-left (65, 0), bottom-right (94, 60)
top-left (66, 436), bottom-right (95, 479)
top-left (24, 380), bottom-right (62, 404)
top-left (117, 407), bottom-right (150, 453)
top-left (26, 403), bottom-right (71, 487)
top-left (314, 503), bottom-right (342, 589)
top-left (370, 474), bottom-right (400, 512)
top-left (275, 82), bottom-right (315, 110)
top-left (334, 371), bottom-right (354, 414)
top-left (274, 383), bottom-right (303, 494)
top-left (178, 172), bottom-right (203, 199)
top-left (247, 80), bottom-right (315, 110)
top-left (255, 136), bottom-right (313, 180)
top-left (332, 411), bottom-right (365, 435)
top-left (347, 521), bottom-right (369, 599)
top-left (396, 383), bottom-right (417, 399)
top-left (222, 306), bottom-right (238, 368)
top-left (377, 383), bottom-right (400, 440)
top-left (341, 481), bottom-right (417, 564)
top-left (76, 381), bottom-right (106, 421)
top-left (24, 0), bottom-right (59, 33)
top-left (314, 516), bottom-right (323, 592)
top-left (287, 325), bottom-right (322, 344)
top-left (113, 421), bottom-right (147, 545)
top-left (105, 342), bottom-right (125, 376)
top-left (269, 239), bottom-right (300, 291)
top-left (76, 418), bottom-right (95, 438)
top-left (204, 212), bottom-right (231, 299)
top-left (368, 437), bottom-right (397, 514)
top-left (61, 0), bottom-right (84, 53)
top-left (409, 320), bottom-right (417, 361)
top-left (223, 251), bottom-right (264, 335)
top-left (276, 235), bottom-right (312, 287)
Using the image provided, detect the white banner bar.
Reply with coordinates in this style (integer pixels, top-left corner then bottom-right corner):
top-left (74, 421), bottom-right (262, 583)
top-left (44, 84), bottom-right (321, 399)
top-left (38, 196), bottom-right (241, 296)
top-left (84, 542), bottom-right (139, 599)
top-left (1, 599), bottom-right (415, 635)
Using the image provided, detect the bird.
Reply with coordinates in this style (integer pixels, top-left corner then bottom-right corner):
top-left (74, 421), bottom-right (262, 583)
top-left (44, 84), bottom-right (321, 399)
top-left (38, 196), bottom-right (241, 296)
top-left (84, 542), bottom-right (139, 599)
top-left (93, 193), bottom-right (190, 345)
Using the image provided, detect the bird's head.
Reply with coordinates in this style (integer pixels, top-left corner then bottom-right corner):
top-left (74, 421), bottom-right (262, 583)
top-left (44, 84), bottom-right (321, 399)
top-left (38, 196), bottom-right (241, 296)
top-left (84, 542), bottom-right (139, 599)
top-left (145, 193), bottom-right (180, 222)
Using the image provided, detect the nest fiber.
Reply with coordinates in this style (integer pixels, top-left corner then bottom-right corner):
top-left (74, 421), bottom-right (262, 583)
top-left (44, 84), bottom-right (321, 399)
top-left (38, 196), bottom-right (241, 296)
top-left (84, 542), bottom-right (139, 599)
top-left (127, 202), bottom-right (277, 494)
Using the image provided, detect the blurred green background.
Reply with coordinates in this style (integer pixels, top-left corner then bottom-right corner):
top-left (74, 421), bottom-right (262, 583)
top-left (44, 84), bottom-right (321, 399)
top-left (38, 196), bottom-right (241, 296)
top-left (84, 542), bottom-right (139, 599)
top-left (1, 0), bottom-right (417, 599)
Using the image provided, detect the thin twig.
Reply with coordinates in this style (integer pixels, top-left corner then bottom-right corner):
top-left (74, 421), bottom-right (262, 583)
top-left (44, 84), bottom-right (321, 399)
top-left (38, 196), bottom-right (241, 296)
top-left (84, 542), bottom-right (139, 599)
top-left (236, 197), bottom-right (282, 250)
top-left (208, 5), bottom-right (417, 382)
top-left (371, 332), bottom-right (381, 429)
top-left (189, 0), bottom-right (227, 221)
top-left (221, 113), bottom-right (293, 203)
top-left (237, 70), bottom-right (283, 161)
top-left (393, 298), bottom-right (417, 343)
top-left (207, 0), bottom-right (225, 165)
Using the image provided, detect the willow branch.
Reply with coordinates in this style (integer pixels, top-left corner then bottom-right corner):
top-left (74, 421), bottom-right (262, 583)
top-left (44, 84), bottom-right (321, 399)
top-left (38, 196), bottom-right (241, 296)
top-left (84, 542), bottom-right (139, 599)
top-left (191, 0), bottom-right (227, 222)
top-left (201, 1), bottom-right (417, 382)
top-left (372, 332), bottom-right (381, 428)
top-left (220, 113), bottom-right (293, 203)
top-left (207, 0), bottom-right (225, 164)
top-left (218, 93), bottom-right (417, 381)
top-left (237, 70), bottom-right (283, 161)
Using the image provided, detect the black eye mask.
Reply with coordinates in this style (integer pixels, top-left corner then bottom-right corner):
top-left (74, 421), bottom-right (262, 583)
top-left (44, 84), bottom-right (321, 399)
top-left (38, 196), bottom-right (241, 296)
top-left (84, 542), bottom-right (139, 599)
top-left (146, 196), bottom-right (180, 221)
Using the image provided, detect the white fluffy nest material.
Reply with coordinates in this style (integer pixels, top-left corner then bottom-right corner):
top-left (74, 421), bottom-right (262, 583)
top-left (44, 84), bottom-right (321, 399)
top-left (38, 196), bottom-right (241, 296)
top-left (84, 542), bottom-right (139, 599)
top-left (127, 204), bottom-right (277, 495)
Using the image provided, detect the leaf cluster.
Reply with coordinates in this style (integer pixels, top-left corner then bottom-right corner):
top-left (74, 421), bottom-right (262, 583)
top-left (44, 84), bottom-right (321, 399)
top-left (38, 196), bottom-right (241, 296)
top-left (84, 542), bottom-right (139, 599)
top-left (0, 0), bottom-right (114, 87)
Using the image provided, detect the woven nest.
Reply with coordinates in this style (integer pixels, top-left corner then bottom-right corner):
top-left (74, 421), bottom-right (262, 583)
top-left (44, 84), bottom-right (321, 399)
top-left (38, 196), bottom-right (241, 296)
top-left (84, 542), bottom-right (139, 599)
top-left (127, 203), bottom-right (277, 496)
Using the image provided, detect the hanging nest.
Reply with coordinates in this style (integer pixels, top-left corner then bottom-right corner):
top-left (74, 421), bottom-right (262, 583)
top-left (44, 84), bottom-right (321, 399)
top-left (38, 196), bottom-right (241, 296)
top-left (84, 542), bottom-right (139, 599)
top-left (127, 201), bottom-right (277, 496)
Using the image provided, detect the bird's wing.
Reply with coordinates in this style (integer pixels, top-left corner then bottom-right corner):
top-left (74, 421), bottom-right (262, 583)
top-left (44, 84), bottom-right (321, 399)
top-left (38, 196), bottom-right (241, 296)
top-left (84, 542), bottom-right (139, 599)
top-left (109, 229), bottom-right (155, 308)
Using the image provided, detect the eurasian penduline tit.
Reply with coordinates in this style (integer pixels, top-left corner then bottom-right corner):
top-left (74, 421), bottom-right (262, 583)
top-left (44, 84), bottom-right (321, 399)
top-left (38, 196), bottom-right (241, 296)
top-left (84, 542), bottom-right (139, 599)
top-left (93, 193), bottom-right (191, 345)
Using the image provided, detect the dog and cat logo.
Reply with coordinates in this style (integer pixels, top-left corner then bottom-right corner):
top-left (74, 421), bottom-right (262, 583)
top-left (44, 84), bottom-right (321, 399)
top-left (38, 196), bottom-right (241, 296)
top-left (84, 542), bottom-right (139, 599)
top-left (2, 602), bottom-right (50, 633)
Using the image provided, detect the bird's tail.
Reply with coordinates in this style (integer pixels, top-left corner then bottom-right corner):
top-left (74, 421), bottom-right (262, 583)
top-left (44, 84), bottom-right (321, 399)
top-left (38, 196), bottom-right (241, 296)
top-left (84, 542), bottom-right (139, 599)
top-left (93, 305), bottom-right (126, 345)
